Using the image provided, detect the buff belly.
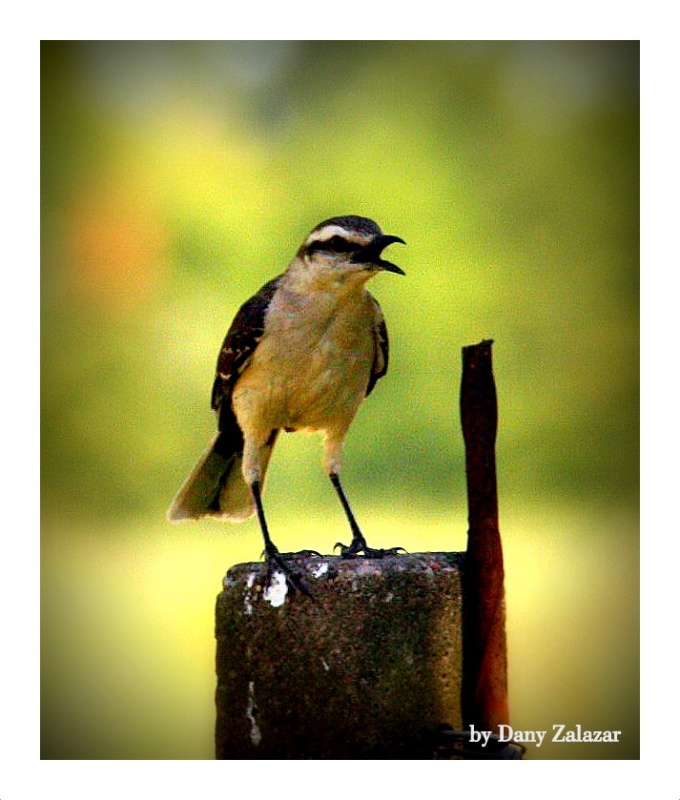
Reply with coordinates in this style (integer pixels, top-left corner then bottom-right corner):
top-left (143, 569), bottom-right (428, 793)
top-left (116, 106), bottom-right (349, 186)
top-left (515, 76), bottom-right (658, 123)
top-left (232, 320), bottom-right (374, 441)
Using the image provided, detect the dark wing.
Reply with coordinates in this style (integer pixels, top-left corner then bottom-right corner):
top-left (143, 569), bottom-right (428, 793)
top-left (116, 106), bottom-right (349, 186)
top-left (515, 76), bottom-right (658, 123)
top-left (211, 276), bottom-right (282, 431)
top-left (366, 293), bottom-right (389, 397)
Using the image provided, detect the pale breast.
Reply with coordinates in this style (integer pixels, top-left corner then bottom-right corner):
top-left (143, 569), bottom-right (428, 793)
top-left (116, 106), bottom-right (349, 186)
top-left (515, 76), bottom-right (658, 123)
top-left (232, 287), bottom-right (376, 437)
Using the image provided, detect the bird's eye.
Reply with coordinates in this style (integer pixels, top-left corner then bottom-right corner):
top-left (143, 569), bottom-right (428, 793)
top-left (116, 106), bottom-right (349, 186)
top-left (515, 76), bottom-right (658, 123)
top-left (327, 235), bottom-right (350, 252)
top-left (306, 234), bottom-right (355, 257)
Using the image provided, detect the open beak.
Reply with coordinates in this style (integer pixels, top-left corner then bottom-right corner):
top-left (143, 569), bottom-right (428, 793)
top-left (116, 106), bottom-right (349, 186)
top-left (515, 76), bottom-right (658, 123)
top-left (354, 234), bottom-right (406, 275)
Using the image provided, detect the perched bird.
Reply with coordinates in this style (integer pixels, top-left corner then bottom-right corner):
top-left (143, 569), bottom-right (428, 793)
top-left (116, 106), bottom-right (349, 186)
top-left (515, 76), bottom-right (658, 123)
top-left (167, 215), bottom-right (405, 590)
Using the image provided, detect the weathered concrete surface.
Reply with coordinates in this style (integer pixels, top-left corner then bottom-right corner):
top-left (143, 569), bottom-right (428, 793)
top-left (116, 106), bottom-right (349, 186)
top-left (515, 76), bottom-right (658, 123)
top-left (215, 552), bottom-right (464, 759)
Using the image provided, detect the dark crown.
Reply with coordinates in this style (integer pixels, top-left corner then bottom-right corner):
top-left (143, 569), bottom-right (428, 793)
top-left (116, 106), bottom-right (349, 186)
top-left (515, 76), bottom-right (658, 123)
top-left (310, 216), bottom-right (382, 239)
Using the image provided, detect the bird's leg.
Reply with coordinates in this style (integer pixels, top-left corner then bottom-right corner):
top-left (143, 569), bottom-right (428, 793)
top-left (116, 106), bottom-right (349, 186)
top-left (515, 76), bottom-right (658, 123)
top-left (330, 473), bottom-right (405, 558)
top-left (250, 480), bottom-right (313, 598)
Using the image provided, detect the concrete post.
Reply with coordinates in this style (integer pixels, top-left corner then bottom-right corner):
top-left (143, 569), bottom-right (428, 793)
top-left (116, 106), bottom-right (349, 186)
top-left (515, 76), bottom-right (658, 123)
top-left (215, 552), bottom-right (464, 759)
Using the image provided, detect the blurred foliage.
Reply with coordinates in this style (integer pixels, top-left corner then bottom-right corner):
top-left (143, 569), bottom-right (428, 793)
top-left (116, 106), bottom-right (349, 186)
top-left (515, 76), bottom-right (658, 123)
top-left (41, 41), bottom-right (639, 760)
top-left (41, 40), bottom-right (638, 522)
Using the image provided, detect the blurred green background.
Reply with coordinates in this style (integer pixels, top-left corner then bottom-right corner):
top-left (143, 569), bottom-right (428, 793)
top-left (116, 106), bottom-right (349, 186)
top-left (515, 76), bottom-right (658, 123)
top-left (41, 41), bottom-right (639, 759)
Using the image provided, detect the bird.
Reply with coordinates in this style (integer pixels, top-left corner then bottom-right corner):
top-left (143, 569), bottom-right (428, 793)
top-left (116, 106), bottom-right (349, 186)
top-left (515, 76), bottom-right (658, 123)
top-left (167, 215), bottom-right (405, 592)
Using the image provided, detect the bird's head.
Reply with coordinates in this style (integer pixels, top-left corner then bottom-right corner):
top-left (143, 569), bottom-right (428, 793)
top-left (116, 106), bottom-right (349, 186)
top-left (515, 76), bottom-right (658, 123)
top-left (295, 216), bottom-right (405, 283)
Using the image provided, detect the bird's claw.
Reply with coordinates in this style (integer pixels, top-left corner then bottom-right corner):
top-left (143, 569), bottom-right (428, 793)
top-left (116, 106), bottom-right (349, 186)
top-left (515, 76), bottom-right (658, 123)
top-left (262, 544), bottom-right (314, 598)
top-left (260, 548), bottom-right (322, 561)
top-left (334, 540), bottom-right (406, 559)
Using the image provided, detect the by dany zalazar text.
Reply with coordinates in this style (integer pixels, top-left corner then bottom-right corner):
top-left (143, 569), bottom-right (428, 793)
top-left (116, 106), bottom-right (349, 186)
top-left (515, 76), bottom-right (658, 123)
top-left (469, 724), bottom-right (623, 749)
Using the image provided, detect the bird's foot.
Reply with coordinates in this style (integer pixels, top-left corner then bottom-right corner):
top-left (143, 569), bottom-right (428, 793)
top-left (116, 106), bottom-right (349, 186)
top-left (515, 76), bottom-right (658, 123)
top-left (334, 536), bottom-right (406, 559)
top-left (262, 543), bottom-right (315, 598)
top-left (281, 549), bottom-right (323, 559)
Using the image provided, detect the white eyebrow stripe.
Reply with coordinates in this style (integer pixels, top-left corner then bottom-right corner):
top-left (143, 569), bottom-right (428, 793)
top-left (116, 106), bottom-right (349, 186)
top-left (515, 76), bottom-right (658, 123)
top-left (304, 225), bottom-right (354, 246)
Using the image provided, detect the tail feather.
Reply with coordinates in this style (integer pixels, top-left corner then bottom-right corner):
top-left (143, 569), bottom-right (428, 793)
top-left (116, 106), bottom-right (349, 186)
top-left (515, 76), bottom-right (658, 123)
top-left (167, 431), bottom-right (277, 523)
